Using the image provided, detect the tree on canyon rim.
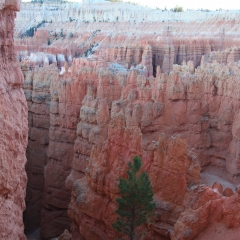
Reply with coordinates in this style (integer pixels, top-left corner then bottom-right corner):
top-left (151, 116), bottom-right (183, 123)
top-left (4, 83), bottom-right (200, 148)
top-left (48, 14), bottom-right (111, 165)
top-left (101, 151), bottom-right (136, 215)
top-left (112, 156), bottom-right (155, 240)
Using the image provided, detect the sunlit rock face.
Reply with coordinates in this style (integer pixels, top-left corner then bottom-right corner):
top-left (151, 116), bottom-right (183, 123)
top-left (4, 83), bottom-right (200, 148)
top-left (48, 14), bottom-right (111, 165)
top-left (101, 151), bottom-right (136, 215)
top-left (0, 1), bottom-right (28, 239)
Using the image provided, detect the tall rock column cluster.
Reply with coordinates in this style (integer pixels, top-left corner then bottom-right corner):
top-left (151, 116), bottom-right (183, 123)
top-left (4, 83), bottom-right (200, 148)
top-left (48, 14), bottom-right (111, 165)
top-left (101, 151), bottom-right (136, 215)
top-left (0, 0), bottom-right (28, 239)
top-left (41, 68), bottom-right (97, 239)
top-left (67, 62), bottom-right (240, 239)
top-left (21, 59), bottom-right (240, 239)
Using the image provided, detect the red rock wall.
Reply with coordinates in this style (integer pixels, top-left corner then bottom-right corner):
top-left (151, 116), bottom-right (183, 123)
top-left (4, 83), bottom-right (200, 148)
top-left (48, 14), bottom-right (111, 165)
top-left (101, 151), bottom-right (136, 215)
top-left (67, 60), bottom-right (240, 182)
top-left (21, 57), bottom-right (240, 239)
top-left (66, 61), bottom-right (240, 239)
top-left (40, 68), bottom-right (93, 239)
top-left (0, 2), bottom-right (28, 239)
top-left (22, 64), bottom-right (58, 232)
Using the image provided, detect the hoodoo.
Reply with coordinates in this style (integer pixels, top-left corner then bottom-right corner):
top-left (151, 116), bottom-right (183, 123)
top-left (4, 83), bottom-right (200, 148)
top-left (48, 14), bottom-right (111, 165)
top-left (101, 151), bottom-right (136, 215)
top-left (0, 0), bottom-right (28, 239)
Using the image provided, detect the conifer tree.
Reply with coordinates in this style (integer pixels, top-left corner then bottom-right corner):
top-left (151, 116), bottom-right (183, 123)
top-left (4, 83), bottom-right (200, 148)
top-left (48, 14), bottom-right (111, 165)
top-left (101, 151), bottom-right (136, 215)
top-left (112, 156), bottom-right (155, 240)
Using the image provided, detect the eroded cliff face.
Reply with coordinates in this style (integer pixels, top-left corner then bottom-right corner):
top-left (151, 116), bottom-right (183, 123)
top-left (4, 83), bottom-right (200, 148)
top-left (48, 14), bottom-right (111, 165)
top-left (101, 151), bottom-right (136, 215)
top-left (66, 61), bottom-right (240, 239)
top-left (22, 64), bottom-right (89, 238)
top-left (40, 65), bottom-right (84, 238)
top-left (21, 58), bottom-right (240, 239)
top-left (0, 1), bottom-right (28, 239)
top-left (22, 65), bottom-right (56, 232)
top-left (17, 3), bottom-right (240, 239)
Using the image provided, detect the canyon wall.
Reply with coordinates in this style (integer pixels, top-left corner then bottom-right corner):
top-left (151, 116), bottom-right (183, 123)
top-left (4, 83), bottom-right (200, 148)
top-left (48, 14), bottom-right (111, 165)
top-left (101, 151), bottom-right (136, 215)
top-left (22, 59), bottom-right (240, 239)
top-left (22, 65), bottom-right (56, 232)
top-left (0, 0), bottom-right (28, 239)
top-left (67, 61), bottom-right (240, 239)
top-left (40, 65), bottom-right (84, 239)
top-left (22, 65), bottom-right (93, 238)
top-left (17, 2), bottom-right (240, 239)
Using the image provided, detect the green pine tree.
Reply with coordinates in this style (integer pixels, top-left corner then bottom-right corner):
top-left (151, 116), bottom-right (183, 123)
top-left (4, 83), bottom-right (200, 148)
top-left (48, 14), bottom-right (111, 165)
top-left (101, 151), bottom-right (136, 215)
top-left (112, 156), bottom-right (155, 240)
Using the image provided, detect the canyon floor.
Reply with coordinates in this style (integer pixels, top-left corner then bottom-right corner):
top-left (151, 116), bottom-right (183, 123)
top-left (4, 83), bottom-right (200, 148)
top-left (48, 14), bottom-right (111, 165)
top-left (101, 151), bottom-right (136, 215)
top-left (26, 229), bottom-right (41, 240)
